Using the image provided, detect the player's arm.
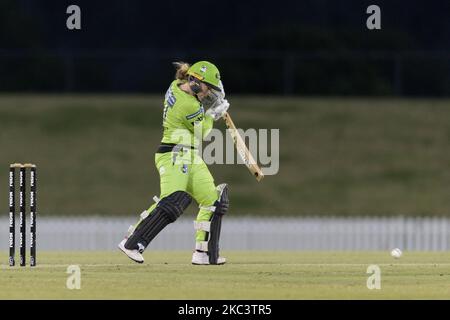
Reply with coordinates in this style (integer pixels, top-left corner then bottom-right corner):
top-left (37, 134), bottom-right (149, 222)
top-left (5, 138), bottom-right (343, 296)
top-left (182, 102), bottom-right (214, 140)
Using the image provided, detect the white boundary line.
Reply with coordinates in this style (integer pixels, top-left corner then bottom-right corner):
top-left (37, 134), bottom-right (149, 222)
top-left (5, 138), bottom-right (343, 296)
top-left (2, 263), bottom-right (450, 269)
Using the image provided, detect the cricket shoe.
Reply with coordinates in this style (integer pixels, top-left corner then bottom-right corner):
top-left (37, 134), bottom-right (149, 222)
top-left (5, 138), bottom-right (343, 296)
top-left (118, 238), bottom-right (144, 264)
top-left (192, 251), bottom-right (226, 265)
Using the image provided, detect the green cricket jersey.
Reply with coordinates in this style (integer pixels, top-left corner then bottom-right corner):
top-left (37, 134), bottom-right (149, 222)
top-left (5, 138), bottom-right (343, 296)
top-left (161, 80), bottom-right (214, 147)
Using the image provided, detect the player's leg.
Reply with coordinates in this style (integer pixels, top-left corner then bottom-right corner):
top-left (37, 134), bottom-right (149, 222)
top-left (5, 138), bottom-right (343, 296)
top-left (189, 157), bottom-right (229, 265)
top-left (119, 152), bottom-right (191, 262)
top-left (125, 152), bottom-right (188, 237)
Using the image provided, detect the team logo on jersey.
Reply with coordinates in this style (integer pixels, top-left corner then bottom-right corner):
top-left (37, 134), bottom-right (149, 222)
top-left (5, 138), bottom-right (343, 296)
top-left (200, 66), bottom-right (207, 73)
top-left (181, 164), bottom-right (188, 174)
top-left (159, 166), bottom-right (166, 175)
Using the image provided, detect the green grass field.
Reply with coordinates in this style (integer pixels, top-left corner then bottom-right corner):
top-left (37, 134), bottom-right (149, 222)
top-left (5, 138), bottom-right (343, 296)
top-left (1, 251), bottom-right (449, 299)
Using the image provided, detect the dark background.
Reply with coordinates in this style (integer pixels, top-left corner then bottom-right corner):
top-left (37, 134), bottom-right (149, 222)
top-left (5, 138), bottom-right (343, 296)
top-left (1, 0), bottom-right (449, 96)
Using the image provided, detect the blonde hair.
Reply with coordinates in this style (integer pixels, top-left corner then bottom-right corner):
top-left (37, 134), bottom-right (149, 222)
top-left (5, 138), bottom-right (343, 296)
top-left (173, 61), bottom-right (191, 81)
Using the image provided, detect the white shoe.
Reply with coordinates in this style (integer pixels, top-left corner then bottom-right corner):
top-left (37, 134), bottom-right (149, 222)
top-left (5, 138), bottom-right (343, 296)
top-left (118, 238), bottom-right (144, 264)
top-left (192, 251), bottom-right (226, 265)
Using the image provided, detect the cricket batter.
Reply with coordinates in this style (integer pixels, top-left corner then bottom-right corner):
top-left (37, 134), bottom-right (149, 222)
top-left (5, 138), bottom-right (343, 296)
top-left (119, 61), bottom-right (230, 265)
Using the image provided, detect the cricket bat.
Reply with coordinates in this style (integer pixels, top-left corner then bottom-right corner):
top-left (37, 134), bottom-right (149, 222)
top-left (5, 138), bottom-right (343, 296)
top-left (223, 112), bottom-right (264, 182)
